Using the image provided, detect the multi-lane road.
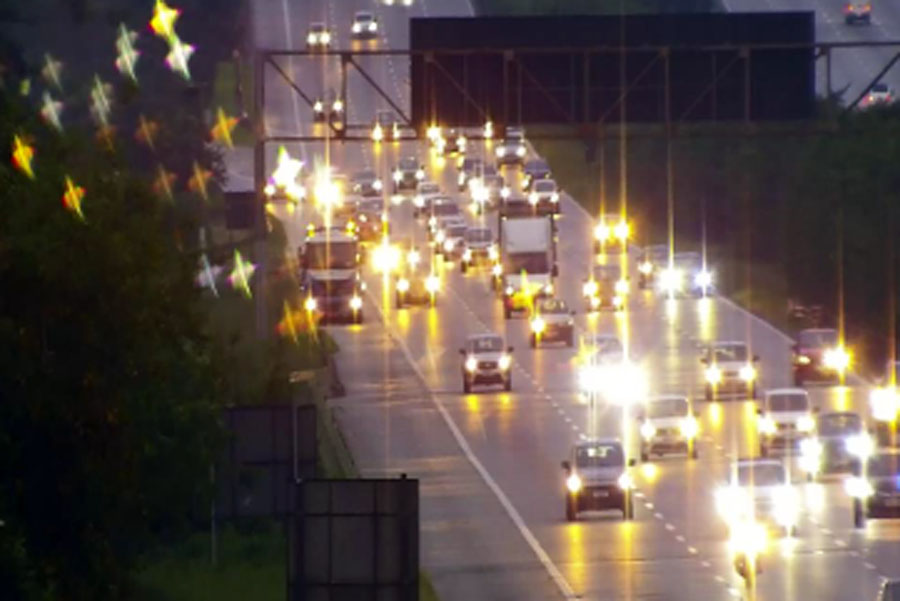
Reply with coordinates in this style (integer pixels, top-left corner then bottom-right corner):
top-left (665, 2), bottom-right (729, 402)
top-left (247, 1), bottom-right (900, 599)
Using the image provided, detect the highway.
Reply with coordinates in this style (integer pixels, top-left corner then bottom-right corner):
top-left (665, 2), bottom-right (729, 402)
top-left (250, 0), bottom-right (900, 599)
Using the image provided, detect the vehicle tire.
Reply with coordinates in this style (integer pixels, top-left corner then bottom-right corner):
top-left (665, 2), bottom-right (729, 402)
top-left (529, 334), bottom-right (537, 349)
top-left (460, 261), bottom-right (468, 274)
top-left (504, 307), bottom-right (512, 319)
top-left (395, 294), bottom-right (403, 310)
top-left (640, 449), bottom-right (649, 462)
top-left (463, 379), bottom-right (471, 394)
top-left (623, 496), bottom-right (634, 520)
top-left (504, 376), bottom-right (512, 392)
top-left (565, 498), bottom-right (577, 522)
top-left (354, 311), bottom-right (364, 325)
top-left (760, 443), bottom-right (768, 458)
top-left (853, 500), bottom-right (865, 528)
top-left (566, 332), bottom-right (574, 347)
top-left (749, 383), bottom-right (758, 400)
top-left (690, 445), bottom-right (699, 460)
top-left (705, 385), bottom-right (713, 402)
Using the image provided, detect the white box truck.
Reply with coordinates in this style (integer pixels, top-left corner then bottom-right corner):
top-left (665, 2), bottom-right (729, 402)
top-left (497, 216), bottom-right (557, 318)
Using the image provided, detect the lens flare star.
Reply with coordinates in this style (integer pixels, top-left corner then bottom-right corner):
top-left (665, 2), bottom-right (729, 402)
top-left (41, 54), bottom-right (63, 90)
top-left (153, 165), bottom-right (176, 201)
top-left (115, 24), bottom-right (141, 82)
top-left (150, 0), bottom-right (180, 41)
top-left (210, 107), bottom-right (238, 148)
top-left (11, 135), bottom-right (35, 179)
top-left (135, 115), bottom-right (159, 150)
top-left (62, 176), bottom-right (85, 220)
top-left (40, 92), bottom-right (63, 132)
top-left (188, 161), bottom-right (213, 200)
top-left (165, 35), bottom-right (195, 81)
top-left (89, 76), bottom-right (113, 126)
top-left (197, 254), bottom-right (220, 296)
top-left (229, 251), bottom-right (256, 297)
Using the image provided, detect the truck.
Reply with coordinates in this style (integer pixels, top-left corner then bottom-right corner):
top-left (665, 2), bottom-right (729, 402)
top-left (496, 215), bottom-right (557, 319)
top-left (298, 227), bottom-right (364, 324)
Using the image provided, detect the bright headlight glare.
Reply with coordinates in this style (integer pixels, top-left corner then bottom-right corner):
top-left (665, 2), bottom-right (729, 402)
top-left (566, 473), bottom-right (582, 493)
top-left (442, 239), bottom-right (453, 252)
top-left (504, 285), bottom-right (514, 296)
top-left (373, 179), bottom-right (383, 190)
top-left (516, 146), bottom-right (526, 157)
top-left (615, 279), bottom-right (629, 295)
top-left (796, 355), bottom-right (811, 365)
top-left (307, 33), bottom-right (317, 44)
top-left (392, 171), bottom-right (402, 182)
top-left (740, 365), bottom-right (757, 382)
top-left (352, 23), bottom-right (361, 32)
top-left (349, 295), bottom-right (363, 310)
top-left (705, 366), bottom-right (722, 384)
top-left (639, 261), bottom-right (653, 275)
top-left (543, 283), bottom-right (554, 294)
top-left (583, 280), bottom-right (598, 297)
top-left (617, 472), bottom-right (634, 490)
top-left (333, 100), bottom-right (344, 112)
top-left (729, 519), bottom-right (768, 555)
top-left (680, 417), bottom-right (699, 438)
top-left (531, 317), bottom-right (546, 333)
top-left (501, 187), bottom-right (510, 199)
top-left (465, 356), bottom-right (477, 372)
top-left (489, 246), bottom-right (499, 260)
top-left (435, 231), bottom-right (445, 243)
top-left (870, 387), bottom-right (900, 421)
top-left (845, 476), bottom-right (874, 498)
top-left (492, 264), bottom-right (502, 277)
top-left (798, 415), bottom-right (815, 432)
top-left (321, 32), bottom-right (331, 43)
top-left (695, 270), bottom-right (713, 288)
top-left (640, 422), bottom-right (657, 439)
top-left (715, 486), bottom-right (750, 520)
top-left (528, 193), bottom-right (538, 205)
top-left (407, 250), bottom-right (420, 266)
top-left (614, 222), bottom-right (630, 240)
top-left (845, 433), bottom-right (874, 458)
top-left (463, 249), bottom-right (472, 261)
top-left (799, 439), bottom-right (822, 473)
top-left (594, 224), bottom-right (610, 241)
top-left (416, 169), bottom-right (425, 180)
top-left (660, 268), bottom-right (683, 292)
top-left (425, 275), bottom-right (440, 293)
top-left (824, 347), bottom-right (850, 372)
top-left (496, 147), bottom-right (506, 157)
top-left (758, 416), bottom-right (776, 435)
top-left (397, 278), bottom-right (410, 292)
top-left (498, 354), bottom-right (512, 370)
top-left (772, 487), bottom-right (799, 526)
top-left (304, 297), bottom-right (317, 311)
top-left (314, 101), bottom-right (323, 112)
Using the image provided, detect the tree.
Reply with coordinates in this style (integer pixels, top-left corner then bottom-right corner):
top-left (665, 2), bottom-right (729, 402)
top-left (0, 90), bottom-right (221, 600)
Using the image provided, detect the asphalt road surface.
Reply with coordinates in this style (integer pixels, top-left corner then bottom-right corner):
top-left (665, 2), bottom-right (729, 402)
top-left (249, 0), bottom-right (900, 599)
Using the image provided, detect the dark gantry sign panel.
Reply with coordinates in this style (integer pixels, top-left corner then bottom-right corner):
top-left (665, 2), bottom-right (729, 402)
top-left (291, 479), bottom-right (419, 601)
top-left (410, 12), bottom-right (815, 128)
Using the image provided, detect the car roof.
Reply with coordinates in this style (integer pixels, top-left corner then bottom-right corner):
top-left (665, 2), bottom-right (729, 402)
top-left (525, 159), bottom-right (548, 167)
top-left (467, 226), bottom-right (490, 234)
top-left (467, 332), bottom-right (502, 342)
top-left (310, 22), bottom-right (326, 28)
top-left (576, 437), bottom-right (621, 448)
top-left (819, 410), bottom-right (860, 419)
top-left (735, 458), bottom-right (782, 468)
top-left (765, 387), bottom-right (808, 397)
top-left (710, 340), bottom-right (747, 348)
top-left (355, 11), bottom-right (375, 18)
top-left (534, 179), bottom-right (556, 187)
top-left (799, 327), bottom-right (837, 334)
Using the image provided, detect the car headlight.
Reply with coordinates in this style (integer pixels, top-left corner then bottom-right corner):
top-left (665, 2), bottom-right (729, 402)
top-left (465, 356), bottom-right (477, 372)
top-left (715, 486), bottom-right (751, 521)
top-left (516, 146), bottom-right (526, 157)
top-left (543, 283), bottom-right (554, 294)
top-left (582, 280), bottom-right (598, 297)
top-left (425, 275), bottom-right (440, 293)
top-left (659, 268), bottom-right (683, 292)
top-left (799, 438), bottom-right (823, 473)
top-left (304, 297), bottom-right (317, 311)
top-left (615, 279), bottom-right (629, 295)
top-left (457, 136), bottom-right (466, 150)
top-left (531, 317), bottom-right (546, 333)
top-left (443, 239), bottom-right (454, 252)
top-left (796, 354), bottom-right (811, 365)
top-left (640, 422), bottom-right (657, 439)
top-left (368, 22), bottom-right (377, 31)
top-left (314, 101), bottom-right (324, 112)
top-left (639, 261), bottom-right (653, 275)
top-left (413, 196), bottom-right (424, 208)
top-left (392, 171), bottom-right (402, 182)
top-left (463, 249), bottom-right (472, 261)
top-left (435, 231), bottom-right (446, 243)
top-left (728, 519), bottom-right (769, 556)
top-left (416, 169), bottom-right (425, 180)
top-left (680, 416), bottom-right (699, 439)
top-left (498, 354), bottom-right (512, 370)
top-left (845, 433), bottom-right (874, 458)
top-left (407, 250), bottom-right (420, 267)
top-left (772, 486), bottom-right (799, 527)
top-left (566, 473), bottom-right (582, 493)
top-left (373, 179), bottom-right (382, 191)
top-left (397, 278), bottom-right (410, 292)
top-left (612, 295), bottom-right (623, 307)
top-left (594, 223), bottom-right (610, 241)
top-left (321, 32), bottom-right (331, 43)
top-left (617, 472), bottom-right (634, 490)
top-left (307, 33), bottom-right (317, 44)
top-left (614, 222), bottom-right (629, 241)
top-left (352, 23), bottom-right (362, 33)
top-left (488, 246), bottom-right (499, 260)
top-left (349, 295), bottom-right (363, 310)
top-left (870, 387), bottom-right (900, 422)
top-left (332, 100), bottom-right (344, 112)
top-left (758, 416), bottom-right (776, 435)
top-left (501, 187), bottom-right (510, 199)
top-left (844, 476), bottom-right (874, 498)
top-left (705, 366), bottom-right (722, 384)
top-left (694, 269), bottom-right (713, 289)
top-left (824, 347), bottom-right (850, 372)
top-left (528, 193), bottom-right (538, 205)
top-left (496, 147), bottom-right (506, 157)
top-left (492, 264), bottom-right (503, 277)
top-left (740, 365), bottom-right (757, 382)
top-left (504, 285), bottom-right (514, 296)
top-left (798, 415), bottom-right (815, 432)
top-left (551, 192), bottom-right (559, 203)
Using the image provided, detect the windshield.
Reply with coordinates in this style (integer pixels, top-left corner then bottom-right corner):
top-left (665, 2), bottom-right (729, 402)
top-left (447, 224), bottom-right (467, 237)
top-left (768, 393), bottom-right (809, 412)
top-left (356, 13), bottom-right (374, 22)
top-left (432, 203), bottom-right (460, 217)
top-left (591, 336), bottom-right (622, 355)
top-left (817, 413), bottom-right (862, 436)
top-left (867, 454), bottom-right (900, 478)
top-left (873, 83), bottom-right (889, 93)
top-left (575, 444), bottom-right (623, 468)
top-left (311, 23), bottom-right (325, 32)
top-left (469, 336), bottom-right (503, 353)
top-left (358, 199), bottom-right (383, 213)
top-left (593, 265), bottom-right (621, 281)
top-left (645, 245), bottom-right (668, 262)
top-left (505, 252), bottom-right (549, 274)
top-left (534, 181), bottom-right (556, 192)
top-left (418, 183), bottom-right (439, 194)
top-left (399, 159), bottom-right (417, 170)
top-left (710, 344), bottom-right (748, 362)
top-left (798, 330), bottom-right (838, 347)
top-left (310, 277), bottom-right (356, 296)
top-left (462, 160), bottom-right (483, 172)
top-left (305, 241), bottom-right (357, 270)
top-left (647, 398), bottom-right (689, 419)
top-left (526, 161), bottom-right (548, 172)
top-left (736, 464), bottom-right (785, 487)
top-left (538, 299), bottom-right (568, 314)
top-left (465, 229), bottom-right (492, 243)
top-left (353, 171), bottom-right (376, 182)
top-left (674, 252), bottom-right (701, 268)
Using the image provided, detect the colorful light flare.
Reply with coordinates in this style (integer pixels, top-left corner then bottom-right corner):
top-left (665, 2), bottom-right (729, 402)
top-left (211, 107), bottom-right (238, 148)
top-left (229, 250), bottom-right (256, 297)
top-left (11, 135), bottom-right (35, 179)
top-left (41, 54), bottom-right (63, 90)
top-left (153, 164), bottom-right (176, 201)
top-left (115, 24), bottom-right (141, 82)
top-left (135, 115), bottom-right (159, 150)
top-left (165, 35), bottom-right (195, 81)
top-left (40, 92), bottom-right (63, 132)
top-left (62, 176), bottom-right (85, 220)
top-left (150, 0), bottom-right (180, 41)
top-left (188, 161), bottom-right (212, 200)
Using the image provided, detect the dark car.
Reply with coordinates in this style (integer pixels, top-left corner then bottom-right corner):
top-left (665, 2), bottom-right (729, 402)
top-left (392, 157), bottom-right (425, 192)
top-left (852, 451), bottom-right (900, 528)
top-left (457, 157), bottom-right (484, 191)
top-left (372, 109), bottom-right (401, 141)
top-left (395, 261), bottom-right (439, 308)
top-left (802, 411), bottom-right (870, 479)
top-left (354, 197), bottom-right (387, 242)
top-left (499, 195), bottom-right (535, 218)
top-left (844, 2), bottom-right (871, 25)
top-left (439, 128), bottom-right (467, 157)
top-left (638, 244), bottom-right (668, 289)
top-left (313, 91), bottom-right (344, 125)
top-left (562, 439), bottom-right (636, 521)
top-left (494, 127), bottom-right (527, 166)
top-left (792, 328), bottom-right (848, 385)
top-left (528, 179), bottom-right (560, 216)
top-left (522, 159), bottom-right (551, 191)
top-left (350, 169), bottom-right (383, 197)
top-left (530, 297), bottom-right (575, 348)
top-left (301, 273), bottom-right (364, 324)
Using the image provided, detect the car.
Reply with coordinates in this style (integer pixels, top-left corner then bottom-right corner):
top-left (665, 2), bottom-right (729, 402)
top-left (638, 395), bottom-right (699, 461)
top-left (583, 334), bottom-right (625, 364)
top-left (757, 388), bottom-right (815, 456)
top-left (392, 157), bottom-right (425, 193)
top-left (561, 438), bottom-right (636, 521)
top-left (875, 578), bottom-right (900, 601)
top-left (495, 127), bottom-right (527, 165)
top-left (351, 11), bottom-right (378, 39)
top-left (306, 22), bottom-right (332, 49)
top-left (353, 197), bottom-right (387, 242)
top-left (457, 157), bottom-right (484, 191)
top-left (482, 173), bottom-right (507, 208)
top-left (350, 169), bottom-right (383, 198)
top-left (528, 179), bottom-right (561, 216)
top-left (714, 458), bottom-right (800, 536)
top-left (459, 333), bottom-right (513, 393)
top-left (499, 195), bottom-right (536, 218)
top-left (870, 360), bottom-right (900, 447)
top-left (426, 198), bottom-right (463, 238)
top-left (592, 213), bottom-right (630, 255)
top-left (437, 128), bottom-right (467, 157)
top-left (638, 244), bottom-right (668, 289)
top-left (847, 451), bottom-right (900, 528)
top-left (313, 91), bottom-right (344, 124)
top-left (300, 273), bottom-right (364, 324)
top-left (863, 82), bottom-right (893, 107)
top-left (435, 218), bottom-right (468, 261)
top-left (844, 2), bottom-right (871, 25)
top-left (658, 251), bottom-right (714, 298)
top-left (371, 109), bottom-right (401, 142)
top-left (522, 159), bottom-right (551, 191)
top-left (395, 261), bottom-right (439, 308)
top-left (413, 182), bottom-right (441, 216)
top-left (460, 227), bottom-right (497, 273)
top-left (799, 411), bottom-right (872, 480)
top-left (701, 341), bottom-right (759, 400)
top-left (792, 328), bottom-right (850, 385)
top-left (582, 264), bottom-right (627, 312)
top-left (529, 297), bottom-right (575, 347)
top-left (334, 193), bottom-right (363, 223)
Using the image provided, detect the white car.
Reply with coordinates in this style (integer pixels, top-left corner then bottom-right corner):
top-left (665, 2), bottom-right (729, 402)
top-left (799, 410), bottom-right (872, 479)
top-left (495, 127), bottom-right (527, 165)
top-left (351, 11), bottom-right (378, 40)
top-left (413, 181), bottom-right (441, 215)
top-left (435, 218), bottom-right (468, 260)
top-left (715, 458), bottom-right (800, 536)
top-left (528, 179), bottom-right (560, 216)
top-left (306, 22), bottom-right (332, 49)
top-left (863, 82), bottom-right (893, 107)
top-left (460, 227), bottom-right (497, 273)
top-left (701, 341), bottom-right (759, 400)
top-left (639, 395), bottom-right (699, 460)
top-left (460, 333), bottom-right (513, 393)
top-left (426, 198), bottom-right (463, 238)
top-left (757, 388), bottom-right (815, 456)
